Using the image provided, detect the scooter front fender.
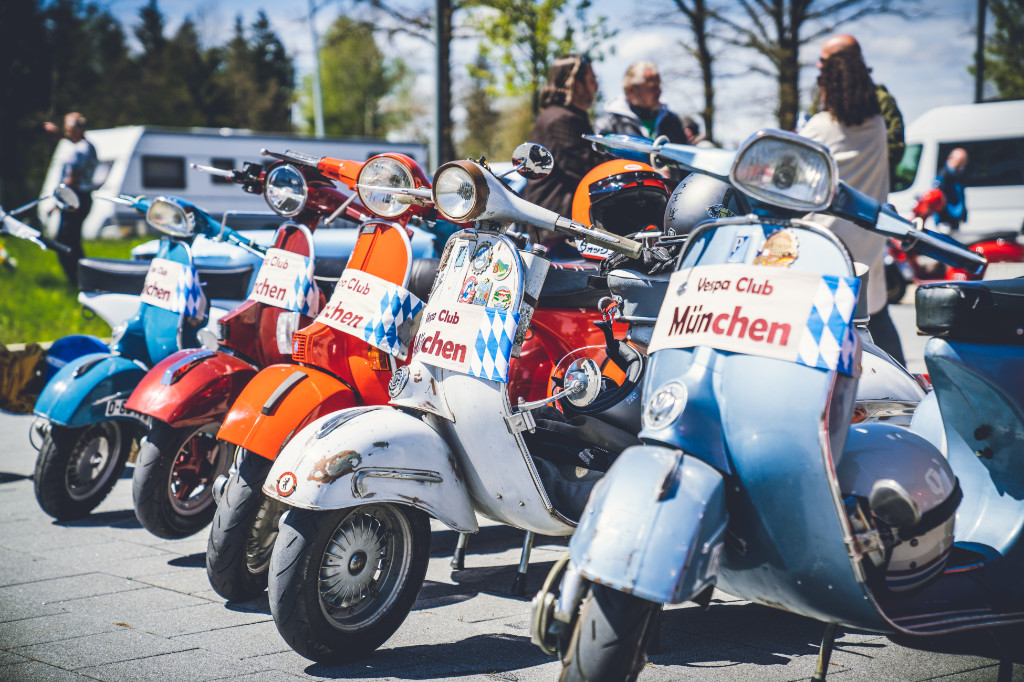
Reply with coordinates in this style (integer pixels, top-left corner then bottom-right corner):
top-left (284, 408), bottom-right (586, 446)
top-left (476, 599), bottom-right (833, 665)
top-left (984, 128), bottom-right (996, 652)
top-left (217, 364), bottom-right (359, 460)
top-left (34, 352), bottom-right (148, 428)
top-left (263, 406), bottom-right (478, 533)
top-left (126, 349), bottom-right (257, 427)
top-left (569, 444), bottom-right (728, 604)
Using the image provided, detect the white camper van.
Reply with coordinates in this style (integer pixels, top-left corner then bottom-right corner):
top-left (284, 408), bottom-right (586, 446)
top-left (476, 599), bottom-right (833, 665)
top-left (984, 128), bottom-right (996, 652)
top-left (888, 100), bottom-right (1024, 233)
top-left (39, 126), bottom-right (427, 238)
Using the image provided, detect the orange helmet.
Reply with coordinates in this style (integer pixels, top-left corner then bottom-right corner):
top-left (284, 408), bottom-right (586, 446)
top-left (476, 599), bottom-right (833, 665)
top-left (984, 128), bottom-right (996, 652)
top-left (572, 160), bottom-right (669, 237)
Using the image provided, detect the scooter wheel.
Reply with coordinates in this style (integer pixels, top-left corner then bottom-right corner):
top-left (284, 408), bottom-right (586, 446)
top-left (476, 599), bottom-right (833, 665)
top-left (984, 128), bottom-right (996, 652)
top-left (132, 421), bottom-right (232, 539)
top-left (559, 582), bottom-right (660, 682)
top-left (269, 504), bottom-right (431, 664)
top-left (206, 451), bottom-right (286, 601)
top-left (33, 422), bottom-right (131, 520)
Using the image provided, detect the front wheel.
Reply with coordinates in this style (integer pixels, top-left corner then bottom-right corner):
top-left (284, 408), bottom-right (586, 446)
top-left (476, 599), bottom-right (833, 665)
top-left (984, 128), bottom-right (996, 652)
top-left (34, 422), bottom-right (132, 520)
top-left (269, 504), bottom-right (431, 664)
top-left (132, 421), bottom-right (232, 539)
top-left (559, 582), bottom-right (661, 682)
top-left (206, 451), bottom-right (286, 601)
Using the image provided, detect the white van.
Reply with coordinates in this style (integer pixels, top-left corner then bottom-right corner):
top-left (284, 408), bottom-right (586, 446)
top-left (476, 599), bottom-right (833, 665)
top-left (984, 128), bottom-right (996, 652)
top-left (888, 100), bottom-right (1024, 234)
top-left (39, 126), bottom-right (427, 238)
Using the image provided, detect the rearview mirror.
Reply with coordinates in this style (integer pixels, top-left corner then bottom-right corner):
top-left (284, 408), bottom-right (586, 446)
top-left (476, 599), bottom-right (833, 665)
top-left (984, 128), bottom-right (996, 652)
top-left (511, 143), bottom-right (554, 180)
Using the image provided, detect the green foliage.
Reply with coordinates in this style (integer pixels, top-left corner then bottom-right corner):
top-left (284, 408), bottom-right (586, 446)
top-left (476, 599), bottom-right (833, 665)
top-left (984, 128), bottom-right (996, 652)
top-left (975, 0), bottom-right (1024, 100)
top-left (459, 51), bottom-right (503, 159)
top-left (300, 15), bottom-right (414, 138)
top-left (0, 238), bottom-right (147, 344)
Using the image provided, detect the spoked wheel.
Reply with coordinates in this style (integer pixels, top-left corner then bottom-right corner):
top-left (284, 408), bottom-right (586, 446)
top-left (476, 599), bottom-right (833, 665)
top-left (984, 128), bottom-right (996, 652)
top-left (206, 451), bottom-right (287, 601)
top-left (132, 421), bottom-right (232, 539)
top-left (34, 422), bottom-right (132, 520)
top-left (269, 504), bottom-right (431, 664)
top-left (559, 582), bottom-right (661, 682)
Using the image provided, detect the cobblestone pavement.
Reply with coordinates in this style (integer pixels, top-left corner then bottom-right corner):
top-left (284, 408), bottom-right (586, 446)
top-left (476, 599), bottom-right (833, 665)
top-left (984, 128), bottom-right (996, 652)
top-left (1, 303), bottom-right (1022, 681)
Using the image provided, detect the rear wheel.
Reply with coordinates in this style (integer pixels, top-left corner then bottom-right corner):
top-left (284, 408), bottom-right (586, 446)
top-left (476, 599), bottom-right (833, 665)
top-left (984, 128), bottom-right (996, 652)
top-left (34, 421), bottom-right (132, 520)
top-left (206, 451), bottom-right (286, 601)
top-left (559, 582), bottom-right (661, 682)
top-left (269, 504), bottom-right (431, 663)
top-left (132, 421), bottom-right (231, 539)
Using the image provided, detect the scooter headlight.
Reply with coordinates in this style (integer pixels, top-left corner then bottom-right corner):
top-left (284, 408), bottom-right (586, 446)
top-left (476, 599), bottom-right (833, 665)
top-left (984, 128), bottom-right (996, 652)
top-left (264, 164), bottom-right (308, 217)
top-left (730, 130), bottom-right (836, 211)
top-left (357, 155), bottom-right (416, 218)
top-left (432, 161), bottom-right (488, 222)
top-left (146, 199), bottom-right (193, 237)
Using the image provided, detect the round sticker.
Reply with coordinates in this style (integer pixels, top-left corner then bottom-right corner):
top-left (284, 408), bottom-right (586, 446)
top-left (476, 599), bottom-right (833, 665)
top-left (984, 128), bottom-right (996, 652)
top-left (276, 471), bottom-right (297, 497)
top-left (753, 229), bottom-right (799, 267)
top-left (491, 257), bottom-right (511, 280)
top-left (459, 276), bottom-right (478, 304)
top-left (491, 287), bottom-right (512, 309)
top-left (471, 243), bottom-right (492, 274)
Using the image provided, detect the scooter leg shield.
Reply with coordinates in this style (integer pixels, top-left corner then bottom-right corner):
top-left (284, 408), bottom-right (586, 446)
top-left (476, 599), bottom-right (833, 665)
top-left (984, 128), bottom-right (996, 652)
top-left (262, 406), bottom-right (478, 533)
top-left (34, 352), bottom-right (148, 428)
top-left (569, 445), bottom-right (727, 605)
top-left (126, 349), bottom-right (257, 428)
top-left (217, 365), bottom-right (359, 461)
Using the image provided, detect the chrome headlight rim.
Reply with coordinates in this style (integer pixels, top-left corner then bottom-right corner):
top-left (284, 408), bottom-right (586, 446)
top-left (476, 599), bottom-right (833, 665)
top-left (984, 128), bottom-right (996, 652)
top-left (729, 129), bottom-right (837, 213)
top-left (357, 155), bottom-right (417, 219)
top-left (264, 164), bottom-right (309, 218)
top-left (432, 161), bottom-right (488, 223)
top-left (146, 198), bottom-right (193, 237)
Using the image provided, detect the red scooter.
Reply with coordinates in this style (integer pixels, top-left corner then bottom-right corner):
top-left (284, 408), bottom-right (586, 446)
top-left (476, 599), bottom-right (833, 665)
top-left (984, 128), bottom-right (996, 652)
top-left (886, 188), bottom-right (1024, 302)
top-left (126, 154), bottom-right (366, 539)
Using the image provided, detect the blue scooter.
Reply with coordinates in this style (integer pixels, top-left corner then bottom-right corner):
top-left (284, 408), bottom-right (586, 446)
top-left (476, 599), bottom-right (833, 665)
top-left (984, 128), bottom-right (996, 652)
top-left (531, 131), bottom-right (1012, 681)
top-left (32, 193), bottom-right (262, 521)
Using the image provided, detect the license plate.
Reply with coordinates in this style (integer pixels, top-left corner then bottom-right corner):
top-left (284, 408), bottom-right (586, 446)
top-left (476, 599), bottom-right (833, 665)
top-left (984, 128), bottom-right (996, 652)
top-left (105, 399), bottom-right (152, 427)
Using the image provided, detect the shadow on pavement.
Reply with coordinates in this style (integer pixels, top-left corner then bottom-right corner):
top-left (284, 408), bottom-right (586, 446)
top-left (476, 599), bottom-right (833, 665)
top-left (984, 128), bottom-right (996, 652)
top-left (60, 508), bottom-right (141, 529)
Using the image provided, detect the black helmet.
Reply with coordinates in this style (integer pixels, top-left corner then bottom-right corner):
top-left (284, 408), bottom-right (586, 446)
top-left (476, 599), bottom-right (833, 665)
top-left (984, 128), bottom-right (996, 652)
top-left (663, 173), bottom-right (751, 236)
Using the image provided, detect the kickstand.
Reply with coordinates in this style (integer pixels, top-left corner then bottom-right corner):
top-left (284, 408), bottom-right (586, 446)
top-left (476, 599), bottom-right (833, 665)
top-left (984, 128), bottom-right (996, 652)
top-left (510, 531), bottom-right (535, 596)
top-left (450, 532), bottom-right (469, 570)
top-left (812, 622), bottom-right (839, 681)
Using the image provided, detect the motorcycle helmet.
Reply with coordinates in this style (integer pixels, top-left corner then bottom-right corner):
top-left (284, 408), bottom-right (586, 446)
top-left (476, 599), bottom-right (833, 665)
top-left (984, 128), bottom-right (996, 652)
top-left (663, 173), bottom-right (752, 237)
top-left (836, 424), bottom-right (961, 593)
top-left (572, 160), bottom-right (669, 249)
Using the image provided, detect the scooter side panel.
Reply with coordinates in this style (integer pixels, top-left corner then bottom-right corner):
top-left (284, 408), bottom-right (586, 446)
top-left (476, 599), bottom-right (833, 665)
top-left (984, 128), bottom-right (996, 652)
top-left (570, 445), bottom-right (728, 604)
top-left (262, 407), bottom-right (478, 533)
top-left (33, 352), bottom-right (148, 428)
top-left (126, 349), bottom-right (257, 428)
top-left (216, 364), bottom-right (359, 460)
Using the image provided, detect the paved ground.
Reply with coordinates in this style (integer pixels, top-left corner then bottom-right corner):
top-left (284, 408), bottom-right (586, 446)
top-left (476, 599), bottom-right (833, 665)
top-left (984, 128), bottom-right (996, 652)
top-left (1, 300), bottom-right (1022, 681)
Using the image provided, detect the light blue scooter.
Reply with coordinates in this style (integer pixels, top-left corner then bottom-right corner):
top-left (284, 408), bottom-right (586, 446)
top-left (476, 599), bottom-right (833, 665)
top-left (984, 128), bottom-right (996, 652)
top-left (32, 194), bottom-right (262, 521)
top-left (530, 130), bottom-right (1015, 682)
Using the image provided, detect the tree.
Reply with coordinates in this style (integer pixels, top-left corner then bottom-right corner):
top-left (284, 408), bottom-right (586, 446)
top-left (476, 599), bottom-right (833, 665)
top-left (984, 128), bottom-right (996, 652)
top-left (459, 51), bottom-right (503, 158)
top-left (715, 0), bottom-right (906, 131)
top-left (300, 14), bottom-right (413, 138)
top-left (654, 0), bottom-right (721, 142)
top-left (219, 12), bottom-right (296, 131)
top-left (975, 0), bottom-right (1024, 100)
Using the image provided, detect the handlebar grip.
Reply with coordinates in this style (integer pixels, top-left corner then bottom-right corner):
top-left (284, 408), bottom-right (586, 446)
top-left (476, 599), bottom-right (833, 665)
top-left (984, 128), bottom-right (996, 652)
top-left (908, 229), bottom-right (987, 275)
top-left (557, 220), bottom-right (643, 259)
top-left (40, 235), bottom-right (71, 254)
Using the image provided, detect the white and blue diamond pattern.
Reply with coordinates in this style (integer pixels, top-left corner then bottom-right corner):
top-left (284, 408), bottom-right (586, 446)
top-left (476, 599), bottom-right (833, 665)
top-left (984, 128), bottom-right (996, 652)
top-left (285, 256), bottom-right (317, 315)
top-left (468, 308), bottom-right (520, 383)
top-left (175, 264), bottom-right (206, 319)
top-left (363, 286), bottom-right (424, 359)
top-left (797, 275), bottom-right (860, 374)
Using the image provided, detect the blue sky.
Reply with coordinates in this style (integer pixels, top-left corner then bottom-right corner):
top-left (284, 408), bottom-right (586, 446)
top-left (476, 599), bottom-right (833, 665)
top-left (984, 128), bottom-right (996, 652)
top-left (104, 0), bottom-right (981, 148)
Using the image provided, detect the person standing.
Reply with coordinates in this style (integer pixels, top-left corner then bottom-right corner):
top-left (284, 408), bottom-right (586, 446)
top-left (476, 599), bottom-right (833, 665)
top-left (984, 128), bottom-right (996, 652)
top-left (681, 116), bottom-right (716, 148)
top-left (594, 61), bottom-right (689, 185)
top-left (522, 55), bottom-right (604, 256)
top-left (802, 45), bottom-right (906, 366)
top-left (44, 112), bottom-right (98, 286)
top-left (934, 147), bottom-right (969, 231)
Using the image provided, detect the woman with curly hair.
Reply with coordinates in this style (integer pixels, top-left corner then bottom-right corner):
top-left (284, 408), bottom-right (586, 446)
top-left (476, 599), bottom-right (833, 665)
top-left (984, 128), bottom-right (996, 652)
top-left (801, 46), bottom-right (905, 365)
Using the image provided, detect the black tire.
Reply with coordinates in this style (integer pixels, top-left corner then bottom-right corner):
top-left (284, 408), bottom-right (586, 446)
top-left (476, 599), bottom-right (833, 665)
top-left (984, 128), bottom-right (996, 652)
top-left (559, 582), bottom-right (661, 682)
top-left (206, 451), bottom-right (286, 601)
top-left (269, 504), bottom-right (431, 664)
top-left (885, 260), bottom-right (908, 305)
top-left (33, 422), bottom-right (131, 520)
top-left (132, 421), bottom-right (232, 539)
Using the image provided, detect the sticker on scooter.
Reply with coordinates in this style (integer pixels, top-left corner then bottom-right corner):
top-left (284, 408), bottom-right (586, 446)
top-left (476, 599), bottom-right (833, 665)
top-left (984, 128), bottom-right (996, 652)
top-left (471, 243), bottom-right (492, 274)
top-left (276, 471), bottom-right (297, 497)
top-left (459, 276), bottom-right (478, 304)
top-left (316, 269), bottom-right (424, 359)
top-left (473, 279), bottom-right (492, 305)
top-left (103, 398), bottom-right (153, 428)
top-left (753, 229), bottom-right (799, 267)
top-left (453, 244), bottom-right (468, 268)
top-left (727, 236), bottom-right (751, 263)
top-left (491, 257), bottom-right (511, 279)
top-left (650, 264), bottom-right (860, 374)
top-left (248, 248), bottom-right (317, 315)
top-left (139, 257), bottom-right (205, 317)
top-left (491, 287), bottom-right (512, 310)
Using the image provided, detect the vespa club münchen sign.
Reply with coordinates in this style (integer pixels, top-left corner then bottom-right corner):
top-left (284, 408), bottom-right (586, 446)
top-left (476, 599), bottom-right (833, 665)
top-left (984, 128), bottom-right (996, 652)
top-left (650, 264), bottom-right (861, 374)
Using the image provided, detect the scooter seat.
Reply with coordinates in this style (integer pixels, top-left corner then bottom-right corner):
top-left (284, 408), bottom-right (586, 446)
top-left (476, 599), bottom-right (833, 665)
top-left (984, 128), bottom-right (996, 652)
top-left (78, 257), bottom-right (254, 300)
top-left (916, 278), bottom-right (1024, 345)
top-left (606, 269), bottom-right (671, 319)
top-left (409, 258), bottom-right (440, 301)
top-left (539, 263), bottom-right (608, 308)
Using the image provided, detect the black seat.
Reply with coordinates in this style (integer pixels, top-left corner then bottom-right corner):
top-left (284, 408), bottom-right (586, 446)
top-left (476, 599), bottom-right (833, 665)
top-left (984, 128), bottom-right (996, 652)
top-left (539, 264), bottom-right (608, 308)
top-left (606, 269), bottom-right (671, 319)
top-left (916, 279), bottom-right (1024, 344)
